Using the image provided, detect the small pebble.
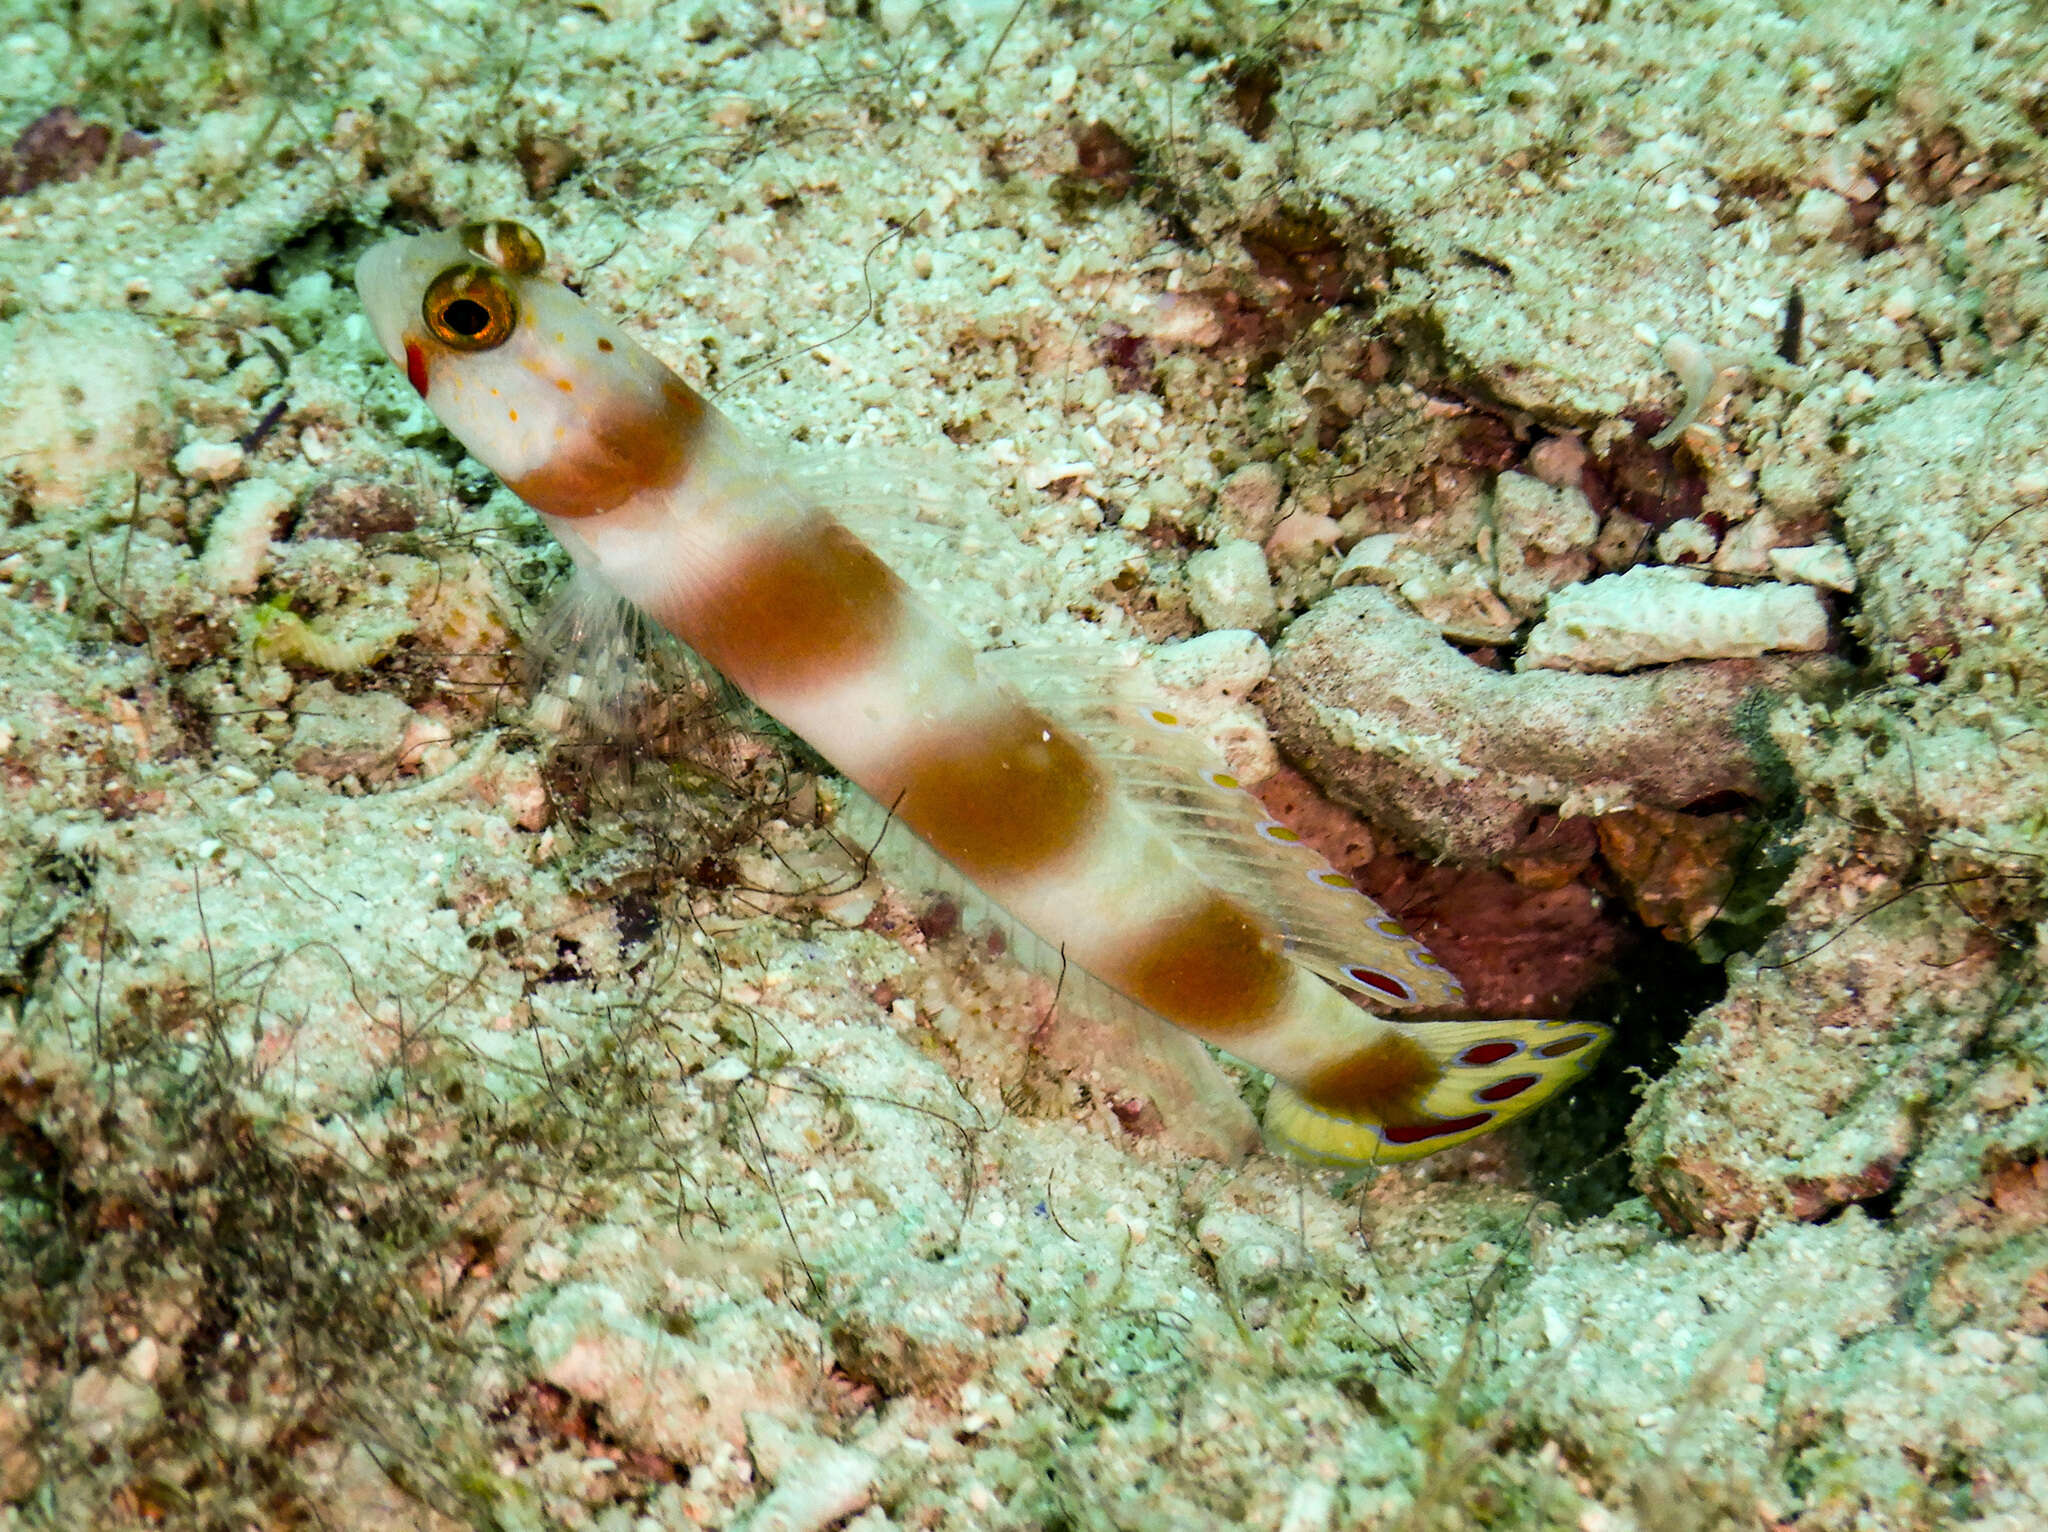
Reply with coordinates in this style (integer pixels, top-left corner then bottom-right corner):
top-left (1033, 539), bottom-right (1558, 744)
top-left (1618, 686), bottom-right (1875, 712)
top-left (1525, 434), bottom-right (1589, 488)
top-left (1186, 539), bottom-right (1278, 631)
top-left (1793, 187), bottom-right (1849, 238)
top-left (1214, 462), bottom-right (1285, 541)
top-left (1150, 629), bottom-right (1271, 701)
top-left (174, 438), bottom-right (245, 483)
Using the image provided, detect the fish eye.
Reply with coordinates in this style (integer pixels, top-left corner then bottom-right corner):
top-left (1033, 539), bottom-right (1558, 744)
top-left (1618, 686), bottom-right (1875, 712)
top-left (422, 262), bottom-right (517, 350)
top-left (458, 219), bottom-right (546, 275)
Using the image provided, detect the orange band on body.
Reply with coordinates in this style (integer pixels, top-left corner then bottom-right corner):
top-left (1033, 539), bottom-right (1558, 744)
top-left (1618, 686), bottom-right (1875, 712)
top-left (669, 517), bottom-right (909, 698)
top-left (1101, 891), bottom-right (1294, 1038)
top-left (507, 375), bottom-right (708, 519)
top-left (885, 708), bottom-right (1109, 886)
top-left (1290, 1031), bottom-right (1441, 1122)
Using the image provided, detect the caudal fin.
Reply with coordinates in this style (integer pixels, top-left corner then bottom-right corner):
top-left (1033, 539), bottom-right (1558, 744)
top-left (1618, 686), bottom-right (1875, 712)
top-left (1263, 1017), bottom-right (1611, 1165)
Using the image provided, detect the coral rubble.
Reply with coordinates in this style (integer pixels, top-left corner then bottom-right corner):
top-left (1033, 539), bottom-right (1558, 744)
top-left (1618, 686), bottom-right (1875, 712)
top-left (2, 0), bottom-right (2046, 1526)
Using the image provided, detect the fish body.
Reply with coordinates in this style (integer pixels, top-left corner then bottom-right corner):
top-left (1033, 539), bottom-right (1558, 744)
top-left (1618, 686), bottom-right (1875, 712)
top-left (354, 220), bottom-right (1609, 1164)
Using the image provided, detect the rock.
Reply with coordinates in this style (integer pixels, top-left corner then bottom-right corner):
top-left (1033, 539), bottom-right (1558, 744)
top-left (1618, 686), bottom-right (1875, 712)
top-left (829, 1252), bottom-right (1026, 1394)
top-left (1149, 629), bottom-right (1279, 780)
top-left (1148, 629), bottom-right (1271, 700)
top-left (1711, 509), bottom-right (1789, 575)
top-left (1768, 542), bottom-right (1858, 593)
top-left (287, 682), bottom-right (417, 783)
top-left (527, 1283), bottom-right (822, 1463)
top-left (1334, 535), bottom-right (1519, 644)
top-left (1593, 805), bottom-right (1751, 940)
top-left (1591, 509), bottom-right (1653, 571)
top-left (1524, 434), bottom-right (1589, 489)
top-left (67, 1364), bottom-right (159, 1446)
top-left (0, 312), bottom-right (173, 504)
top-left (174, 437), bottom-right (246, 483)
top-left (1794, 186), bottom-right (1849, 237)
top-left (1493, 470), bottom-right (1599, 616)
top-left (1213, 461), bottom-right (1285, 541)
top-left (1267, 586), bottom-right (1831, 860)
top-left (742, 1415), bottom-right (879, 1532)
top-left (1654, 516), bottom-right (1717, 566)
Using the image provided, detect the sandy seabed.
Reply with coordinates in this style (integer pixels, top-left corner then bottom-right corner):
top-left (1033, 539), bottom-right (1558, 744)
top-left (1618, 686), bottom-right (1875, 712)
top-left (2, 1), bottom-right (2047, 1527)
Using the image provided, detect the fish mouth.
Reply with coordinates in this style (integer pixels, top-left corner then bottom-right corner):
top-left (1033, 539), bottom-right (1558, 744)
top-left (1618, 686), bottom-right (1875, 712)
top-left (352, 237), bottom-right (417, 368)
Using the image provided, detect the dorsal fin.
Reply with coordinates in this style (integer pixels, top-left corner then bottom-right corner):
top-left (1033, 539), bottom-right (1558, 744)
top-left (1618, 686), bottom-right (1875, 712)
top-left (778, 454), bottom-right (1066, 643)
top-left (981, 646), bottom-right (1467, 1011)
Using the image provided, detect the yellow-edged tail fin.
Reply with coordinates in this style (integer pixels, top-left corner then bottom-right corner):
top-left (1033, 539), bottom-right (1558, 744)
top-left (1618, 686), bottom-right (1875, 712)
top-left (1263, 1017), bottom-right (1611, 1166)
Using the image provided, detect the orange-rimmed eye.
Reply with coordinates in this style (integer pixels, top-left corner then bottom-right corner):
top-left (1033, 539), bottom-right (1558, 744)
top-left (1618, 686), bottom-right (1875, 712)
top-left (458, 219), bottom-right (546, 275)
top-left (421, 262), bottom-right (517, 350)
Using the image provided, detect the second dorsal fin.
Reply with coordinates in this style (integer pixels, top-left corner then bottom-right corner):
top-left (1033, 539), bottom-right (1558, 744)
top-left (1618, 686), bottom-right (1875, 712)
top-left (981, 645), bottom-right (1467, 1011)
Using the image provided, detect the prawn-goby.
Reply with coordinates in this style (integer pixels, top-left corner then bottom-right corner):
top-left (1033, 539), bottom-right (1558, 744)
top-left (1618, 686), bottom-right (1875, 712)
top-left (353, 219), bottom-right (1611, 1165)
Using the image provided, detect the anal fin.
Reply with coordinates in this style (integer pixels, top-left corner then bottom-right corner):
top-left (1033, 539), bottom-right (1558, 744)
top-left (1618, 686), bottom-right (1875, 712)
top-left (822, 780), bottom-right (1259, 1163)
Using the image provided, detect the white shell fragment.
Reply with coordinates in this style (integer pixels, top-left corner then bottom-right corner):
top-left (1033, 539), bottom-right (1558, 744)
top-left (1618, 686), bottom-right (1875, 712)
top-left (1768, 542), bottom-right (1859, 593)
top-left (173, 437), bottom-right (246, 483)
top-left (1654, 516), bottom-right (1718, 565)
top-left (1519, 566), bottom-right (1830, 673)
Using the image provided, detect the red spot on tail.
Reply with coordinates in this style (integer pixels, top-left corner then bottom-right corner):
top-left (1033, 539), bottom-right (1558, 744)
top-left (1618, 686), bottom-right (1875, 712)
top-left (1475, 1074), bottom-right (1541, 1103)
top-left (1457, 1041), bottom-right (1521, 1067)
top-left (1383, 1112), bottom-right (1492, 1146)
top-left (1343, 964), bottom-right (1417, 1003)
